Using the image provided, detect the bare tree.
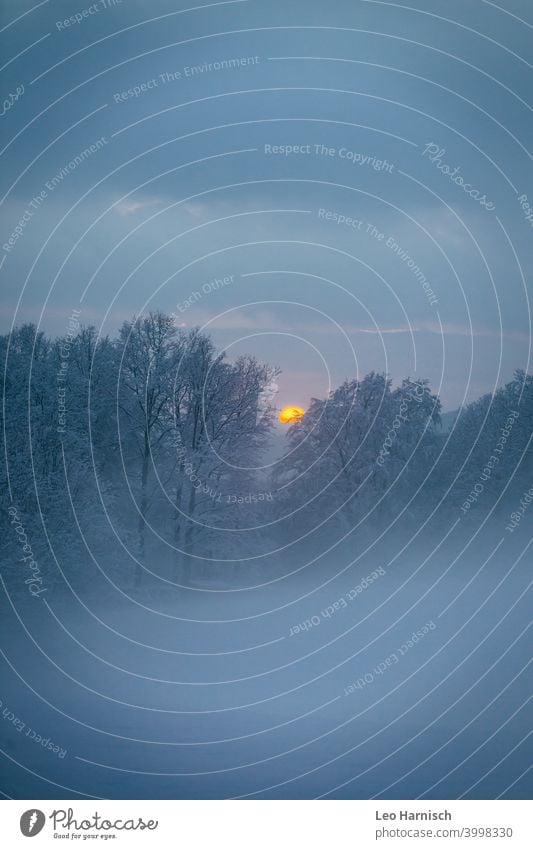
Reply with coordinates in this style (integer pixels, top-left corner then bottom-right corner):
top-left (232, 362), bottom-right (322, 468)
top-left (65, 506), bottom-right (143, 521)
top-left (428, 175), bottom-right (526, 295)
top-left (117, 312), bottom-right (180, 582)
top-left (171, 332), bottom-right (277, 583)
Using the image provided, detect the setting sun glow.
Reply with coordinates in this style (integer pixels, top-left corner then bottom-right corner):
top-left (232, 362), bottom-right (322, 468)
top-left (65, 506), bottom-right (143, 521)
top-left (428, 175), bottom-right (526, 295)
top-left (279, 406), bottom-right (305, 424)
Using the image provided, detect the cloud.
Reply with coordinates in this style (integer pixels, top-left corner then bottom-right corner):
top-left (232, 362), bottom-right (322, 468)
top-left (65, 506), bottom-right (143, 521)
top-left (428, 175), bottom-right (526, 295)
top-left (114, 197), bottom-right (163, 216)
top-left (179, 308), bottom-right (529, 344)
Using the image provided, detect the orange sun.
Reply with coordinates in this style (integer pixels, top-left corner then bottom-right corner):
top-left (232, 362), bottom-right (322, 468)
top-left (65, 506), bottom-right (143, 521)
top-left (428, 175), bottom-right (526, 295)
top-left (279, 405), bottom-right (305, 424)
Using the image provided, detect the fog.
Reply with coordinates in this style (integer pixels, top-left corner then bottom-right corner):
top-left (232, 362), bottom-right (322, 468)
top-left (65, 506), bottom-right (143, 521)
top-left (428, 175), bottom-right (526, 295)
top-left (2, 477), bottom-right (530, 798)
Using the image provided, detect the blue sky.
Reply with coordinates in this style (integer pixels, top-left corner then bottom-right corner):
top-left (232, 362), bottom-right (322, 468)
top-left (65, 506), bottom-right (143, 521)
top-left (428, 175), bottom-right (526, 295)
top-left (1, 0), bottom-right (532, 409)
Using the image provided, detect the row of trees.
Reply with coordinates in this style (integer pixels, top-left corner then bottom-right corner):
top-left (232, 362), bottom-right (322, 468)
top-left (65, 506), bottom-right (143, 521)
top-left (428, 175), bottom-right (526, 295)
top-left (436, 370), bottom-right (532, 515)
top-left (116, 313), bottom-right (276, 577)
top-left (273, 372), bottom-right (441, 535)
top-left (0, 314), bottom-right (276, 590)
top-left (275, 368), bottom-right (532, 540)
top-left (1, 312), bottom-right (531, 593)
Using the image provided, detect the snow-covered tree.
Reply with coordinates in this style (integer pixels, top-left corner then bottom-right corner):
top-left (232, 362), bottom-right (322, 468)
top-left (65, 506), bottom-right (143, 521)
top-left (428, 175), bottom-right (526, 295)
top-left (272, 372), bottom-right (440, 537)
top-left (116, 312), bottom-right (182, 581)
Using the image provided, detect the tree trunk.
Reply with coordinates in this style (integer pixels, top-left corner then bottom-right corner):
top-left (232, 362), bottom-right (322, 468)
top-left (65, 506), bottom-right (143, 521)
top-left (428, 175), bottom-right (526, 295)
top-left (136, 433), bottom-right (149, 585)
top-left (182, 483), bottom-right (196, 586)
top-left (174, 468), bottom-right (184, 581)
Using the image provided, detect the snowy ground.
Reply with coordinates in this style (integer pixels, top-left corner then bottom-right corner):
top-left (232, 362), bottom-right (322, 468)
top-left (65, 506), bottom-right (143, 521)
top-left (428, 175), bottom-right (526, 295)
top-left (1, 526), bottom-right (530, 799)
